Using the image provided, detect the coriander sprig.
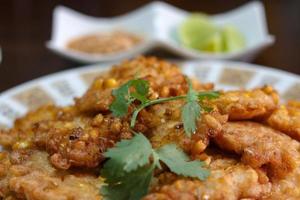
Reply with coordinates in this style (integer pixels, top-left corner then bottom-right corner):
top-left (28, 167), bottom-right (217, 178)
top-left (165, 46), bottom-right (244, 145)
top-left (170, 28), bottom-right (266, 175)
top-left (109, 79), bottom-right (149, 117)
top-left (181, 78), bottom-right (201, 136)
top-left (109, 78), bottom-right (219, 136)
top-left (101, 134), bottom-right (210, 200)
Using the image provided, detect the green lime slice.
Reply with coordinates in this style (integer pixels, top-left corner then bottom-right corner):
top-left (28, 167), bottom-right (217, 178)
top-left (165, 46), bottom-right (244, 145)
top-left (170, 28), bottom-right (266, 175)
top-left (179, 14), bottom-right (246, 53)
top-left (179, 14), bottom-right (217, 50)
top-left (222, 25), bottom-right (246, 52)
top-left (201, 32), bottom-right (223, 53)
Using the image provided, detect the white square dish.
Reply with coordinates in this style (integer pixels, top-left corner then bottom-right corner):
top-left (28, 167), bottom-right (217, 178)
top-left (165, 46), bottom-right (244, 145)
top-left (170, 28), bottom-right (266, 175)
top-left (46, 1), bottom-right (275, 63)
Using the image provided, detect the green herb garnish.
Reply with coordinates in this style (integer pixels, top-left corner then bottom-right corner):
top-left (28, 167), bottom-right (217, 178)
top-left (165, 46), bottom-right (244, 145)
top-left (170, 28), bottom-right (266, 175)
top-left (181, 79), bottom-right (201, 136)
top-left (109, 79), bottom-right (149, 117)
top-left (101, 134), bottom-right (209, 200)
top-left (156, 144), bottom-right (210, 180)
top-left (102, 77), bottom-right (219, 199)
top-left (109, 78), bottom-right (219, 136)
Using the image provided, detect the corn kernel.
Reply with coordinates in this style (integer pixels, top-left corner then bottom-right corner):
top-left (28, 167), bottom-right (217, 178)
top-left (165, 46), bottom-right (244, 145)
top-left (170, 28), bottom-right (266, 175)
top-left (243, 92), bottom-right (250, 98)
top-left (263, 85), bottom-right (274, 94)
top-left (192, 140), bottom-right (206, 154)
top-left (90, 129), bottom-right (99, 139)
top-left (111, 120), bottom-right (122, 133)
top-left (93, 79), bottom-right (104, 89)
top-left (160, 86), bottom-right (170, 97)
top-left (81, 133), bottom-right (89, 141)
top-left (174, 181), bottom-right (184, 189)
top-left (12, 141), bottom-right (30, 150)
top-left (92, 114), bottom-right (104, 126)
top-left (104, 78), bottom-right (117, 88)
top-left (0, 153), bottom-right (5, 160)
top-left (148, 88), bottom-right (159, 100)
top-left (197, 153), bottom-right (209, 161)
top-left (64, 122), bottom-right (74, 129)
top-left (74, 141), bottom-right (85, 149)
top-left (204, 157), bottom-right (212, 165)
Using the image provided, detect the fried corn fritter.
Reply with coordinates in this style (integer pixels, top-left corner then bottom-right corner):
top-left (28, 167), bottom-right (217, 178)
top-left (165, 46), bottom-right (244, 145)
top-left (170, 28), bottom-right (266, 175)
top-left (0, 56), bottom-right (300, 200)
top-left (0, 150), bottom-right (101, 200)
top-left (267, 101), bottom-right (300, 141)
top-left (144, 156), bottom-right (272, 200)
top-left (214, 122), bottom-right (300, 179)
top-left (211, 86), bottom-right (278, 120)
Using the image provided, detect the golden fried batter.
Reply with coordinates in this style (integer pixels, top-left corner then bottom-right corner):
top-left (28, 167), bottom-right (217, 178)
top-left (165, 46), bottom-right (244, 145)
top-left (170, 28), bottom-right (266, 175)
top-left (0, 105), bottom-right (111, 169)
top-left (265, 166), bottom-right (300, 200)
top-left (0, 57), bottom-right (216, 170)
top-left (76, 57), bottom-right (213, 113)
top-left (0, 150), bottom-right (102, 200)
top-left (212, 86), bottom-right (279, 120)
top-left (0, 105), bottom-right (61, 148)
top-left (148, 100), bottom-right (227, 156)
top-left (32, 108), bottom-right (134, 169)
top-left (144, 156), bottom-right (271, 200)
top-left (267, 100), bottom-right (300, 141)
top-left (214, 122), bottom-right (300, 179)
top-left (0, 57), bottom-right (300, 200)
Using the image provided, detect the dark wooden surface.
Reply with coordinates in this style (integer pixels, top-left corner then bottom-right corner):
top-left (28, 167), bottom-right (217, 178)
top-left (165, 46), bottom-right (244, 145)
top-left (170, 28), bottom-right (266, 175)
top-left (0, 0), bottom-right (299, 92)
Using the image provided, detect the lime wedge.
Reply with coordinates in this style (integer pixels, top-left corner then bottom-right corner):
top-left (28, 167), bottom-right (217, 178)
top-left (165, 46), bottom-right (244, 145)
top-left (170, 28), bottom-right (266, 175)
top-left (179, 14), bottom-right (217, 50)
top-left (179, 14), bottom-right (246, 53)
top-left (222, 25), bottom-right (246, 52)
top-left (201, 32), bottom-right (223, 53)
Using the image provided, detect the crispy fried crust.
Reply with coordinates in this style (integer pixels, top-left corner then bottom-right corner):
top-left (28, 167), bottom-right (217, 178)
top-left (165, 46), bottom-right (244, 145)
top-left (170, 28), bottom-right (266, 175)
top-left (267, 101), bottom-right (300, 141)
top-left (214, 122), bottom-right (300, 179)
top-left (33, 112), bottom-right (130, 169)
top-left (148, 100), bottom-right (228, 156)
top-left (0, 106), bottom-right (116, 169)
top-left (0, 57), bottom-right (300, 200)
top-left (144, 156), bottom-right (271, 200)
top-left (0, 57), bottom-right (216, 170)
top-left (265, 166), bottom-right (300, 200)
top-left (212, 86), bottom-right (279, 120)
top-left (0, 105), bottom-right (61, 149)
top-left (76, 57), bottom-right (213, 113)
top-left (0, 150), bottom-right (102, 200)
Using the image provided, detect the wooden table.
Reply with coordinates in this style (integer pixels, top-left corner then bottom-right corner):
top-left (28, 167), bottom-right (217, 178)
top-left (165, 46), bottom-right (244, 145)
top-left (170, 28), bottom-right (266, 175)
top-left (0, 0), bottom-right (299, 92)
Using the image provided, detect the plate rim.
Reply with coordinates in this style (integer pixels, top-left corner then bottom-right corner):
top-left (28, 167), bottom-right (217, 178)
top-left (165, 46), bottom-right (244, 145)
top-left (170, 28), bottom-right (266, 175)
top-left (1, 60), bottom-right (299, 99)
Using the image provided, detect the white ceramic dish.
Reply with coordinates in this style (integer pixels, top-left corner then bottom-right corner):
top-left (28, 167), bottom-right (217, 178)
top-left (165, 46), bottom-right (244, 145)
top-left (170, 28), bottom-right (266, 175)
top-left (46, 1), bottom-right (274, 63)
top-left (0, 60), bottom-right (298, 129)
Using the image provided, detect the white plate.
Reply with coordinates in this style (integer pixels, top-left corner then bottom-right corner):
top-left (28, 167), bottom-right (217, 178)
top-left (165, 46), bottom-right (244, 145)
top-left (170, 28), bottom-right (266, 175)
top-left (46, 1), bottom-right (274, 63)
top-left (0, 60), bottom-right (299, 129)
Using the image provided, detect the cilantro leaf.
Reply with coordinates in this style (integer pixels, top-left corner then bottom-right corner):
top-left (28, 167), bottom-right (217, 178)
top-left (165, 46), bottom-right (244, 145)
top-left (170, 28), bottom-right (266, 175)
top-left (182, 102), bottom-right (201, 136)
top-left (198, 91), bottom-right (220, 100)
top-left (101, 136), bottom-right (211, 199)
top-left (130, 92), bottom-right (149, 104)
top-left (131, 79), bottom-right (149, 97)
top-left (101, 159), bottom-right (125, 183)
top-left (110, 79), bottom-right (149, 117)
top-left (109, 78), bottom-right (219, 137)
top-left (101, 163), bottom-right (155, 200)
top-left (101, 134), bottom-right (157, 200)
top-left (110, 81), bottom-right (133, 117)
top-left (104, 134), bottom-right (153, 174)
top-left (182, 79), bottom-right (201, 136)
top-left (156, 144), bottom-right (210, 180)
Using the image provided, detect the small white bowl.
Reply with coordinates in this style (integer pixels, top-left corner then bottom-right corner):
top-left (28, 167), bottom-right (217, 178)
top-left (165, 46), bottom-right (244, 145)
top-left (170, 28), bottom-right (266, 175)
top-left (46, 1), bottom-right (275, 63)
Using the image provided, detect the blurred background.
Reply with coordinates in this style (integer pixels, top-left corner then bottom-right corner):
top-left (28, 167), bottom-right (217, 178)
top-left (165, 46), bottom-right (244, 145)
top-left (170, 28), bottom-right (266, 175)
top-left (0, 0), bottom-right (299, 92)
